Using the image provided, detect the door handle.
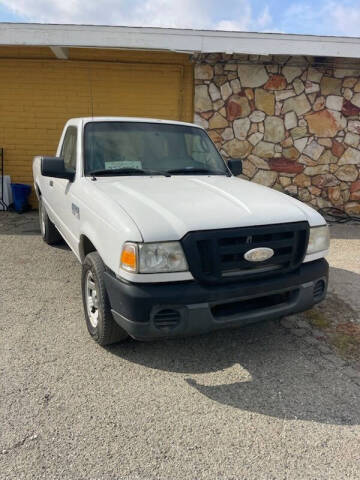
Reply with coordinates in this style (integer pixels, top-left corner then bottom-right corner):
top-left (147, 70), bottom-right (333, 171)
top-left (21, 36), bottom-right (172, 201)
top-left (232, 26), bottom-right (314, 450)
top-left (49, 180), bottom-right (53, 187)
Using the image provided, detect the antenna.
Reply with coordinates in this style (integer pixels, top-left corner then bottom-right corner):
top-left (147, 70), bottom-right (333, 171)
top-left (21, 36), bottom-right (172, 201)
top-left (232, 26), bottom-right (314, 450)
top-left (87, 64), bottom-right (94, 118)
top-left (87, 65), bottom-right (95, 174)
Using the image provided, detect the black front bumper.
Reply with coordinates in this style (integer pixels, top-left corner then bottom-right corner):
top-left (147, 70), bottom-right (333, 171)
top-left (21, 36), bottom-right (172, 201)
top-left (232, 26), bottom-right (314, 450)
top-left (104, 259), bottom-right (328, 340)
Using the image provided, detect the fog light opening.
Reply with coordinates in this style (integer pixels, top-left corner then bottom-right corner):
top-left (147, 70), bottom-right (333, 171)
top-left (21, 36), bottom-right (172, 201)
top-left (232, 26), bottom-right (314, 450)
top-left (314, 280), bottom-right (326, 300)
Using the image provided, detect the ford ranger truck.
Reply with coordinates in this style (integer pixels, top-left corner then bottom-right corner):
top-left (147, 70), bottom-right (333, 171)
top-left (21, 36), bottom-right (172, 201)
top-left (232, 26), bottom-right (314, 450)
top-left (33, 117), bottom-right (329, 346)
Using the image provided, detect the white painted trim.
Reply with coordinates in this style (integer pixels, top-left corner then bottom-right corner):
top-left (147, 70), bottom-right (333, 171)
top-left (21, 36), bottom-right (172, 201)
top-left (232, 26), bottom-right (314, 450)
top-left (1, 22), bottom-right (360, 59)
top-left (50, 46), bottom-right (69, 59)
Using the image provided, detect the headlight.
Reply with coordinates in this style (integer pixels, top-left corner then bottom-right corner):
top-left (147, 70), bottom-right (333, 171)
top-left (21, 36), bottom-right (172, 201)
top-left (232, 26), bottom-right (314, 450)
top-left (120, 241), bottom-right (188, 273)
top-left (306, 225), bottom-right (330, 255)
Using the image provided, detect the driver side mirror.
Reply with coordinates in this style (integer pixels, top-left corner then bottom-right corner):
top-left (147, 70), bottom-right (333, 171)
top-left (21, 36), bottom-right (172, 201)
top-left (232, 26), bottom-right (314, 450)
top-left (41, 157), bottom-right (75, 182)
top-left (228, 158), bottom-right (243, 176)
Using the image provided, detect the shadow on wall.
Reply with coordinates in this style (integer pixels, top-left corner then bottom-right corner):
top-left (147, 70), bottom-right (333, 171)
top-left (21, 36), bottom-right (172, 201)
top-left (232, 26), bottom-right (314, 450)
top-left (108, 266), bottom-right (360, 426)
top-left (328, 223), bottom-right (360, 240)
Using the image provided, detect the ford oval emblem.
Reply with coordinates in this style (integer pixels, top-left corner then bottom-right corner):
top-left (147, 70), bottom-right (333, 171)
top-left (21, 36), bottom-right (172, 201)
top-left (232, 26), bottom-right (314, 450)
top-left (244, 247), bottom-right (274, 262)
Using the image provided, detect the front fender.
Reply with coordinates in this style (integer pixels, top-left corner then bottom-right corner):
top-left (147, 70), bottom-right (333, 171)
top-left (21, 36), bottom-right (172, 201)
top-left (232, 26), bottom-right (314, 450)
top-left (79, 223), bottom-right (104, 263)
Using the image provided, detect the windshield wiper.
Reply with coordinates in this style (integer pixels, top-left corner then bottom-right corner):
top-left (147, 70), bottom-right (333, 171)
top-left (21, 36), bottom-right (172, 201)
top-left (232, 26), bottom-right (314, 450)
top-left (167, 167), bottom-right (228, 176)
top-left (88, 168), bottom-right (171, 177)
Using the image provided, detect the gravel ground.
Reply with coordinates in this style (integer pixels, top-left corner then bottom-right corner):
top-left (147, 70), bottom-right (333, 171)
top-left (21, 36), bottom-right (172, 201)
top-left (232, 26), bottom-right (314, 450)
top-left (1, 212), bottom-right (360, 480)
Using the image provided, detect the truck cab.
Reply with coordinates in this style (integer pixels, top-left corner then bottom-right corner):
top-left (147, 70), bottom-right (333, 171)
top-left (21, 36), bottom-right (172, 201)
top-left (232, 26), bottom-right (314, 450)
top-left (33, 117), bottom-right (329, 345)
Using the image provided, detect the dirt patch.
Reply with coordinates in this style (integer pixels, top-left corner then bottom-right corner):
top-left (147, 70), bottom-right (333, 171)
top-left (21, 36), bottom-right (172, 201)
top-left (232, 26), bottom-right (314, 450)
top-left (302, 293), bottom-right (360, 367)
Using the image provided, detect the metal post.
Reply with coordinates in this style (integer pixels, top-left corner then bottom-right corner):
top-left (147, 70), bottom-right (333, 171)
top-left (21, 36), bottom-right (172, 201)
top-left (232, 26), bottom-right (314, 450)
top-left (0, 148), bottom-right (8, 211)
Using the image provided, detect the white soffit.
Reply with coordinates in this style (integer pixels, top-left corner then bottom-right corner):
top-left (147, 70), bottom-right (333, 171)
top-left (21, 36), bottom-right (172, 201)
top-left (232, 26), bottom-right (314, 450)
top-left (1, 22), bottom-right (360, 59)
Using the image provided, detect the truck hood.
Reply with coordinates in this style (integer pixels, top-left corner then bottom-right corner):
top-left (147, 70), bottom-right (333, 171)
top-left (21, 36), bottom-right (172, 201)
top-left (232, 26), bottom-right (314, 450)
top-left (93, 175), bottom-right (325, 242)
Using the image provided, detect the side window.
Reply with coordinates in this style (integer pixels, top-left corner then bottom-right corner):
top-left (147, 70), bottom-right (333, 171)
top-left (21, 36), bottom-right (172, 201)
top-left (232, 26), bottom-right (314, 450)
top-left (61, 126), bottom-right (77, 172)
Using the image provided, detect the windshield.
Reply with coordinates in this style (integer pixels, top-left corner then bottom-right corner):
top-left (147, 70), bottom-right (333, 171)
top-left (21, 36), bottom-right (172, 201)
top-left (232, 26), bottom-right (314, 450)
top-left (84, 121), bottom-right (229, 176)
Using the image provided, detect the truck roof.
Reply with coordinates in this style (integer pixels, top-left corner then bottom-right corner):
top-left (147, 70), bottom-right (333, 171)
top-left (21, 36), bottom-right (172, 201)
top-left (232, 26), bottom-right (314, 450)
top-left (68, 117), bottom-right (203, 129)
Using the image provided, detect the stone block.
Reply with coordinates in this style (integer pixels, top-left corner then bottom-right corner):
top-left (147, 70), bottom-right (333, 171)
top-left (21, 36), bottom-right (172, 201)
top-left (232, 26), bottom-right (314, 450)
top-left (283, 146), bottom-right (300, 160)
top-left (264, 116), bottom-right (285, 143)
top-left (348, 120), bottom-right (360, 134)
top-left (222, 127), bottom-right (234, 141)
top-left (294, 173), bottom-right (311, 187)
top-left (195, 64), bottom-right (214, 80)
top-left (285, 111), bottom-right (297, 130)
top-left (307, 67), bottom-right (323, 83)
top-left (195, 85), bottom-right (212, 112)
top-left (221, 82), bottom-right (232, 101)
top-left (275, 90), bottom-right (296, 101)
top-left (282, 66), bottom-right (303, 83)
top-left (305, 109), bottom-right (344, 138)
top-left (345, 202), bottom-right (360, 215)
top-left (326, 95), bottom-right (343, 111)
top-left (293, 78), bottom-right (305, 95)
top-left (304, 165), bottom-right (329, 175)
top-left (294, 137), bottom-right (308, 153)
top-left (248, 132), bottom-right (263, 146)
top-left (255, 89), bottom-right (275, 115)
top-left (320, 76), bottom-right (342, 95)
top-left (252, 141), bottom-right (275, 158)
top-left (252, 170), bottom-right (278, 186)
top-left (303, 141), bottom-right (324, 160)
top-left (342, 100), bottom-right (360, 117)
top-left (226, 95), bottom-right (251, 121)
top-left (194, 114), bottom-right (209, 129)
top-left (222, 139), bottom-right (252, 158)
top-left (344, 133), bottom-right (360, 148)
top-left (283, 93), bottom-right (311, 116)
top-left (336, 164), bottom-right (359, 182)
top-left (230, 79), bottom-right (241, 94)
top-left (238, 64), bottom-right (269, 87)
top-left (264, 74), bottom-right (287, 90)
top-left (233, 118), bottom-right (251, 139)
top-left (209, 83), bottom-right (221, 101)
top-left (208, 112), bottom-right (228, 129)
top-left (249, 110), bottom-right (266, 123)
top-left (269, 158), bottom-right (304, 173)
top-left (338, 147), bottom-right (360, 165)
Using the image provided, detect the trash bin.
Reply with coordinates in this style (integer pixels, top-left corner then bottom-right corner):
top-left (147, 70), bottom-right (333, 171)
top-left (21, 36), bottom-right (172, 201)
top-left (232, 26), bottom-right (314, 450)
top-left (11, 183), bottom-right (32, 213)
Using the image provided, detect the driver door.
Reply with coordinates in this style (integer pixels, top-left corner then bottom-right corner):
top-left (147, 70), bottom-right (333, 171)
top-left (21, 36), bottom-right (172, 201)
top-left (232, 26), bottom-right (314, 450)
top-left (51, 126), bottom-right (79, 251)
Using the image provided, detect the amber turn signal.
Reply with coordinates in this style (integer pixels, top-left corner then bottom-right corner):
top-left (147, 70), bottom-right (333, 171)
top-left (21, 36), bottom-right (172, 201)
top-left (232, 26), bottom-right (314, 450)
top-left (120, 243), bottom-right (137, 272)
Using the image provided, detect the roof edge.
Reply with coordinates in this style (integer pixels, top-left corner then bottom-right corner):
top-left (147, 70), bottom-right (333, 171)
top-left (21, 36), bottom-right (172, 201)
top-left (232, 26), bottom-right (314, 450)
top-left (1, 22), bottom-right (360, 59)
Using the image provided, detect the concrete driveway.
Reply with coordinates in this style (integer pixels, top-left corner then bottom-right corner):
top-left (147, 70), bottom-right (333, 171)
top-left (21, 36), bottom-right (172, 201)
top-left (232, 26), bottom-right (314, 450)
top-left (1, 212), bottom-right (359, 480)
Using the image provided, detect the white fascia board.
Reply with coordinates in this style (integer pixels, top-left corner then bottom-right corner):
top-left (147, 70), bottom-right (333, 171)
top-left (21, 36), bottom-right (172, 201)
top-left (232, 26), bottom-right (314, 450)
top-left (1, 22), bottom-right (360, 59)
top-left (50, 46), bottom-right (69, 59)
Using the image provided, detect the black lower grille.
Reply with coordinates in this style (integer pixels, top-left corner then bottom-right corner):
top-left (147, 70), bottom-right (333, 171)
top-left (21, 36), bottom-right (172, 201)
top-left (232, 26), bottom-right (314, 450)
top-left (182, 222), bottom-right (309, 284)
top-left (211, 290), bottom-right (297, 320)
top-left (153, 309), bottom-right (181, 329)
top-left (313, 280), bottom-right (326, 299)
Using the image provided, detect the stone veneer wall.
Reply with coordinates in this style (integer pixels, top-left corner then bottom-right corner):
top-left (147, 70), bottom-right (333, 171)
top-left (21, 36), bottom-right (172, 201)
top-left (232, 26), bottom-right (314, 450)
top-left (193, 54), bottom-right (360, 214)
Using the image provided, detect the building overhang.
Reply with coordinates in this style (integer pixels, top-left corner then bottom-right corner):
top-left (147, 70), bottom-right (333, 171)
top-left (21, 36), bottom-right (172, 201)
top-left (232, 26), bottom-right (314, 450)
top-left (1, 22), bottom-right (360, 60)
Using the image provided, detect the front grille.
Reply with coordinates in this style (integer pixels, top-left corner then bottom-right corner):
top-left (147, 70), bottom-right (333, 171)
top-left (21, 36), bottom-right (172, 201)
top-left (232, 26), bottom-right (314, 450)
top-left (181, 222), bottom-right (309, 284)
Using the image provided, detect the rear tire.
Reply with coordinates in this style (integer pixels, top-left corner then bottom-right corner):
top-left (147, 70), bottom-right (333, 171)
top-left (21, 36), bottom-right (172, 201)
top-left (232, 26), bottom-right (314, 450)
top-left (39, 198), bottom-right (62, 245)
top-left (82, 252), bottom-right (129, 346)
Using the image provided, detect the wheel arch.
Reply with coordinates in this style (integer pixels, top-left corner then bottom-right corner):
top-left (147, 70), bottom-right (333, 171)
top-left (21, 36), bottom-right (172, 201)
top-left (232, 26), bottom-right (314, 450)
top-left (79, 234), bottom-right (98, 263)
top-left (35, 183), bottom-right (42, 199)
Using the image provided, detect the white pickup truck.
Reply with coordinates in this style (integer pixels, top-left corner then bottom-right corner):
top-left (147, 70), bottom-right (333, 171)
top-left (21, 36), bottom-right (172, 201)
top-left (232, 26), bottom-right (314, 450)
top-left (33, 117), bottom-right (329, 346)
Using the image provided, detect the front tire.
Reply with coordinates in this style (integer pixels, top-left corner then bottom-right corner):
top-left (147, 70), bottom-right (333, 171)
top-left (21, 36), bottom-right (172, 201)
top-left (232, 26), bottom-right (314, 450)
top-left (39, 198), bottom-right (62, 245)
top-left (82, 252), bottom-right (129, 346)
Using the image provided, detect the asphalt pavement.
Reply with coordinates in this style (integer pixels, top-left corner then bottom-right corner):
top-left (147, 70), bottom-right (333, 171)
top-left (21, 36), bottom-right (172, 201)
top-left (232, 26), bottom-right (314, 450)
top-left (1, 212), bottom-right (359, 480)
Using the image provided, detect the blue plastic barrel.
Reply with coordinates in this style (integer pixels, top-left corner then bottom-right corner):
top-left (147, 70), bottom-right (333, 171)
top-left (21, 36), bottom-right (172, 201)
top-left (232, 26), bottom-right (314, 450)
top-left (11, 183), bottom-right (32, 213)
